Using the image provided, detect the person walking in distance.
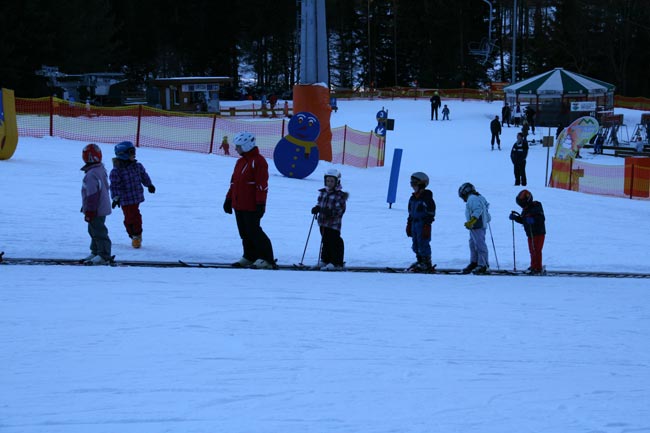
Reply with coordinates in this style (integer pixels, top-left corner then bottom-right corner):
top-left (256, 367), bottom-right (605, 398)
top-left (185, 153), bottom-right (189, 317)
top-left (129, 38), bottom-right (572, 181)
top-left (501, 102), bottom-right (511, 127)
top-left (490, 115), bottom-right (502, 150)
top-left (430, 91), bottom-right (441, 120)
top-left (223, 132), bottom-right (276, 269)
top-left (510, 132), bottom-right (529, 186)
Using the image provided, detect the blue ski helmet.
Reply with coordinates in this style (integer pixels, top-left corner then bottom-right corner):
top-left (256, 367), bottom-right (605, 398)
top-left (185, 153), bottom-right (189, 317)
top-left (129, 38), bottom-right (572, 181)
top-left (115, 141), bottom-right (136, 160)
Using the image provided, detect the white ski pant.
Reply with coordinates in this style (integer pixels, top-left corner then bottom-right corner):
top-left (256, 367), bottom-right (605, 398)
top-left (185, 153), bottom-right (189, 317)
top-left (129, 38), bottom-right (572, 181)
top-left (468, 228), bottom-right (489, 267)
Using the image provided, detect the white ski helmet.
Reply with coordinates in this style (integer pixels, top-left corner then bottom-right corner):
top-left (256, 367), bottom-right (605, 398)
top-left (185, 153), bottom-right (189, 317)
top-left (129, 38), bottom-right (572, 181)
top-left (233, 132), bottom-right (256, 152)
top-left (410, 171), bottom-right (429, 187)
top-left (324, 168), bottom-right (341, 186)
top-left (458, 182), bottom-right (476, 199)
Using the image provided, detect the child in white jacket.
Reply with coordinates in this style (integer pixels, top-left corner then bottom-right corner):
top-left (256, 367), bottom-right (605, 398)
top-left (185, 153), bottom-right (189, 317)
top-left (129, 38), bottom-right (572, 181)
top-left (458, 182), bottom-right (491, 274)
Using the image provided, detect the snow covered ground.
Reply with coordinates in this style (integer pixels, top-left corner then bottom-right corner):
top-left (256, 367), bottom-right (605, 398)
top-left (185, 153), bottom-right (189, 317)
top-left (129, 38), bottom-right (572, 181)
top-left (1, 99), bottom-right (649, 433)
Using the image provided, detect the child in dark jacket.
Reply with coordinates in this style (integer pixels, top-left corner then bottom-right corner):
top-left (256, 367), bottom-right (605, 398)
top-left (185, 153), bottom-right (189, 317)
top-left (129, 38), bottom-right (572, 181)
top-left (109, 141), bottom-right (156, 248)
top-left (406, 172), bottom-right (436, 272)
top-left (509, 189), bottom-right (546, 274)
top-left (311, 169), bottom-right (349, 271)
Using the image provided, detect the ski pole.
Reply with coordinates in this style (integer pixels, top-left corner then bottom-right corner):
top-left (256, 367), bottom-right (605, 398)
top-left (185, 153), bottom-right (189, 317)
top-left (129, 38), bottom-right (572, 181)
top-left (512, 220), bottom-right (516, 272)
top-left (299, 214), bottom-right (316, 266)
top-left (488, 223), bottom-right (500, 270)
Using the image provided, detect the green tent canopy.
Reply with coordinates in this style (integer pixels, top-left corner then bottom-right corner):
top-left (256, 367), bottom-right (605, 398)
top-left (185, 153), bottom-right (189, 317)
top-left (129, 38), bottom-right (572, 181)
top-left (503, 68), bottom-right (615, 96)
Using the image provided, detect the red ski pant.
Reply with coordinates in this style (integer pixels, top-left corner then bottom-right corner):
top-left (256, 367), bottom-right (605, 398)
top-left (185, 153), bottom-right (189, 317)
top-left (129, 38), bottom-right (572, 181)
top-left (527, 234), bottom-right (545, 271)
top-left (121, 204), bottom-right (143, 238)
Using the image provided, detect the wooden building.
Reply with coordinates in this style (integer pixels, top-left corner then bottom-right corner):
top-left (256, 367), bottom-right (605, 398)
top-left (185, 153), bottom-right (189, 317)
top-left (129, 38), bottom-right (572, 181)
top-left (152, 76), bottom-right (233, 112)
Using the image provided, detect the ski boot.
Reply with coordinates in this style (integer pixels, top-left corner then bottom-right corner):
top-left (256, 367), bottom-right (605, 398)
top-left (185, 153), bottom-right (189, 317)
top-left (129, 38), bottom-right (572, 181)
top-left (472, 265), bottom-right (489, 275)
top-left (232, 257), bottom-right (254, 268)
top-left (131, 235), bottom-right (142, 249)
top-left (461, 262), bottom-right (478, 274)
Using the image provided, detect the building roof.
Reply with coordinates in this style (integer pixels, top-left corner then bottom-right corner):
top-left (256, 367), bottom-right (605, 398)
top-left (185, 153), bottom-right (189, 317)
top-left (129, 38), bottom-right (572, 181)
top-left (503, 68), bottom-right (615, 96)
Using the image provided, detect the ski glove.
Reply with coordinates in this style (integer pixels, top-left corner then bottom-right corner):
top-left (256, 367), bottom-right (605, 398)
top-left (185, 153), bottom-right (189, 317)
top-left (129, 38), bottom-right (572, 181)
top-left (406, 221), bottom-right (412, 237)
top-left (223, 198), bottom-right (233, 214)
top-left (112, 197), bottom-right (121, 209)
top-left (148, 184), bottom-right (156, 194)
top-left (256, 203), bottom-right (266, 219)
top-left (422, 223), bottom-right (431, 240)
top-left (464, 216), bottom-right (478, 229)
top-left (84, 211), bottom-right (96, 222)
top-left (509, 211), bottom-right (520, 221)
top-left (311, 205), bottom-right (321, 215)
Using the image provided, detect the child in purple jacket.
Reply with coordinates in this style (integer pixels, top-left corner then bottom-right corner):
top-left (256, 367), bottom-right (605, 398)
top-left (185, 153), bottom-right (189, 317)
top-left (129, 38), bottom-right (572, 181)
top-left (109, 141), bottom-right (156, 248)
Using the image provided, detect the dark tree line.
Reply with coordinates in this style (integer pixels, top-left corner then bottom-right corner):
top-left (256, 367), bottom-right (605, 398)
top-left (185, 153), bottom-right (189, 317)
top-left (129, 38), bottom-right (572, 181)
top-left (1, 0), bottom-right (650, 98)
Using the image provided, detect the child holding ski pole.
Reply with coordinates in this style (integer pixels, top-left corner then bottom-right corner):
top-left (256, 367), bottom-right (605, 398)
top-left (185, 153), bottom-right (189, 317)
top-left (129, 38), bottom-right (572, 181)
top-left (458, 182), bottom-right (491, 274)
top-left (311, 168), bottom-right (348, 271)
top-left (509, 189), bottom-right (546, 274)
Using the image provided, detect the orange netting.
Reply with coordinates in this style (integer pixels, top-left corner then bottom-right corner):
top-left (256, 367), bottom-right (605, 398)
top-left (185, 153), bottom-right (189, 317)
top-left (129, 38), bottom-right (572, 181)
top-left (549, 157), bottom-right (650, 199)
top-left (16, 97), bottom-right (384, 168)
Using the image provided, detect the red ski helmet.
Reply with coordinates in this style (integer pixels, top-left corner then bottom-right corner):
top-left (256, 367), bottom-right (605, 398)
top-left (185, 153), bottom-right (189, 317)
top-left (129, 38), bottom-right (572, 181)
top-left (516, 189), bottom-right (533, 207)
top-left (82, 143), bottom-right (102, 163)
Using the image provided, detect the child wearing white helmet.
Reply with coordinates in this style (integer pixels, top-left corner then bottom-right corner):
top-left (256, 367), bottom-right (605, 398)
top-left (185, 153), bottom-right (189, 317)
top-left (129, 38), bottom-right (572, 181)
top-left (224, 132), bottom-right (276, 269)
top-left (311, 168), bottom-right (349, 271)
top-left (458, 182), bottom-right (491, 274)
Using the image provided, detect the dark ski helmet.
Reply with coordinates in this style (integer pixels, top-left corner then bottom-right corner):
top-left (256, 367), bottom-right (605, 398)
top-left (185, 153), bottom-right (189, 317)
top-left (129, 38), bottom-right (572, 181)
top-left (115, 141), bottom-right (136, 160)
top-left (324, 168), bottom-right (341, 186)
top-left (458, 182), bottom-right (476, 199)
top-left (82, 143), bottom-right (102, 163)
top-left (410, 172), bottom-right (429, 187)
top-left (516, 189), bottom-right (533, 207)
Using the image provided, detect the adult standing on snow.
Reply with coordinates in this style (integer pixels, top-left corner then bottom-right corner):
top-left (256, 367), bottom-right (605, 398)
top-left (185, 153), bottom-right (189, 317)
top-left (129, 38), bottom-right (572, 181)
top-left (501, 102), bottom-right (511, 127)
top-left (490, 115), bottom-right (502, 150)
top-left (458, 182), bottom-right (491, 274)
top-left (430, 91), bottom-right (441, 120)
top-left (311, 169), bottom-right (349, 271)
top-left (223, 132), bottom-right (276, 269)
top-left (510, 132), bottom-right (529, 186)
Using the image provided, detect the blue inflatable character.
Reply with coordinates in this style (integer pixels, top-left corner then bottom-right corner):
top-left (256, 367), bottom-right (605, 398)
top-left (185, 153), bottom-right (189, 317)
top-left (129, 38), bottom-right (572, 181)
top-left (374, 108), bottom-right (387, 137)
top-left (273, 111), bottom-right (321, 179)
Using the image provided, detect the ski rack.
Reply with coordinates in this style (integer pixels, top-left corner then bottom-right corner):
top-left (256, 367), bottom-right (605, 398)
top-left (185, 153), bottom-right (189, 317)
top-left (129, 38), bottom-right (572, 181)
top-left (2, 256), bottom-right (650, 279)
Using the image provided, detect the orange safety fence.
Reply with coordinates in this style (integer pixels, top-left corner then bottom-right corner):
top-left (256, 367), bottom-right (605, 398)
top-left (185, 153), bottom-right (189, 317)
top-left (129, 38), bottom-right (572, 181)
top-left (15, 97), bottom-right (384, 168)
top-left (549, 157), bottom-right (650, 199)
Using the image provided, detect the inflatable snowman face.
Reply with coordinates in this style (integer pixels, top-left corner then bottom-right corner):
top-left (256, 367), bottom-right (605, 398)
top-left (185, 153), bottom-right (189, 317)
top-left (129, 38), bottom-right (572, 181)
top-left (288, 112), bottom-right (320, 141)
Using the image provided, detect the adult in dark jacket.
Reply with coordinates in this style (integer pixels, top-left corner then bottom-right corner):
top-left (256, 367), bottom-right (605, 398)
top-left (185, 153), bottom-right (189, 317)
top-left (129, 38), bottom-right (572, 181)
top-left (223, 132), bottom-right (276, 269)
top-left (501, 103), bottom-right (511, 127)
top-left (430, 92), bottom-right (441, 120)
top-left (509, 189), bottom-right (546, 274)
top-left (490, 115), bottom-right (502, 150)
top-left (510, 132), bottom-right (529, 186)
top-left (525, 105), bottom-right (536, 134)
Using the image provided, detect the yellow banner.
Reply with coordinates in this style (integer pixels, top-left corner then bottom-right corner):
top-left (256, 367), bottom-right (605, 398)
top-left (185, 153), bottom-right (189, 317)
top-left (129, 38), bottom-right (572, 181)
top-left (0, 88), bottom-right (19, 160)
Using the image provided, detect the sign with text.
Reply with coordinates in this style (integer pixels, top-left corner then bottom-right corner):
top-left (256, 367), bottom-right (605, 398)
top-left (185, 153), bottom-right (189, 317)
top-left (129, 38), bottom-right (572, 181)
top-left (570, 101), bottom-right (596, 112)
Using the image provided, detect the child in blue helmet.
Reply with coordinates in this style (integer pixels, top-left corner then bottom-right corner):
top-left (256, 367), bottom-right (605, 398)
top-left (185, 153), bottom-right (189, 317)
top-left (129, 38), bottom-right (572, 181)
top-left (109, 141), bottom-right (156, 248)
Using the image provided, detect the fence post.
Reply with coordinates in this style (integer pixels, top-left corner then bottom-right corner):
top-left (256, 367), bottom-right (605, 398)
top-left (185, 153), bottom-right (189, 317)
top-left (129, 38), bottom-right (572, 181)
top-left (366, 131), bottom-right (372, 168)
top-left (342, 125), bottom-right (347, 165)
top-left (134, 105), bottom-right (143, 147)
top-left (49, 95), bottom-right (54, 137)
top-left (629, 163), bottom-right (635, 199)
top-left (209, 113), bottom-right (217, 154)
